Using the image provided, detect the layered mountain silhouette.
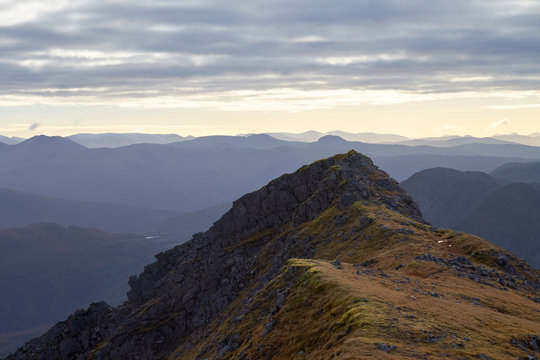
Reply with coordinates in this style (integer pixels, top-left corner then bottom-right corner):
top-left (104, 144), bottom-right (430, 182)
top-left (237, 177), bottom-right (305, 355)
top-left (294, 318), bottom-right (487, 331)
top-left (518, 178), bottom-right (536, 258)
top-left (490, 161), bottom-right (540, 184)
top-left (149, 203), bottom-right (231, 240)
top-left (402, 167), bottom-right (540, 268)
top-left (493, 133), bottom-right (540, 147)
top-left (67, 133), bottom-right (191, 148)
top-left (169, 134), bottom-right (301, 149)
top-left (0, 188), bottom-right (176, 234)
top-left (396, 135), bottom-right (514, 147)
top-left (7, 132), bottom-right (540, 147)
top-left (6, 152), bottom-right (539, 359)
top-left (0, 223), bottom-right (176, 356)
top-left (0, 135), bottom-right (537, 213)
top-left (0, 135), bottom-right (23, 145)
top-left (0, 187), bottom-right (228, 241)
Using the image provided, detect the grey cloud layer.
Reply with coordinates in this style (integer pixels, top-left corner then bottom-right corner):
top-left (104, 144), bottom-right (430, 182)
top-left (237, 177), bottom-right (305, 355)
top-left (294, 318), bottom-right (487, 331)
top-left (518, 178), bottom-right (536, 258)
top-left (1, 0), bottom-right (540, 101)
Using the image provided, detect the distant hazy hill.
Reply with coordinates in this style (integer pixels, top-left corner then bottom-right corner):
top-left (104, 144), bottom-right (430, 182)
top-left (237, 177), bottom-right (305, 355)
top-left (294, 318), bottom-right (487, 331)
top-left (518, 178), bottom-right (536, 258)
top-left (169, 134), bottom-right (300, 149)
top-left (0, 135), bottom-right (538, 212)
top-left (265, 130), bottom-right (324, 142)
top-left (150, 203), bottom-right (231, 240)
top-left (402, 167), bottom-right (540, 268)
top-left (0, 188), bottom-right (176, 234)
top-left (490, 161), bottom-right (540, 183)
top-left (0, 136), bottom-right (24, 145)
top-left (400, 168), bottom-right (502, 227)
top-left (397, 136), bottom-right (514, 147)
top-left (267, 131), bottom-right (408, 143)
top-left (371, 154), bottom-right (529, 181)
top-left (457, 183), bottom-right (540, 267)
top-left (493, 133), bottom-right (540, 147)
top-left (67, 133), bottom-right (191, 148)
top-left (325, 131), bottom-right (409, 143)
top-left (0, 223), bottom-right (173, 354)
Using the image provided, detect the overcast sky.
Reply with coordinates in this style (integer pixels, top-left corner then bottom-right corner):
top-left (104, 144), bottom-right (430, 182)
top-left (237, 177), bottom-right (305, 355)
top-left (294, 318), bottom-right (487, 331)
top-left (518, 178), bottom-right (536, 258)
top-left (1, 0), bottom-right (539, 137)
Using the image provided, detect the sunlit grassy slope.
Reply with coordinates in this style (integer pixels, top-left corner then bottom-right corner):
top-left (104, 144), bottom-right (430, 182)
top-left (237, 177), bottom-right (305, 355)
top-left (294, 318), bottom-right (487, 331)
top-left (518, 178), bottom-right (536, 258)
top-left (177, 201), bottom-right (540, 359)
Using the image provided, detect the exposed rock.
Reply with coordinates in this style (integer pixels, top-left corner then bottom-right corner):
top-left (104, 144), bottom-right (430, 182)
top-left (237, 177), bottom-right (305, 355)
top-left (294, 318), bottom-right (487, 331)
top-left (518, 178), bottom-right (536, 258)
top-left (376, 343), bottom-right (396, 353)
top-left (4, 151), bottom-right (539, 360)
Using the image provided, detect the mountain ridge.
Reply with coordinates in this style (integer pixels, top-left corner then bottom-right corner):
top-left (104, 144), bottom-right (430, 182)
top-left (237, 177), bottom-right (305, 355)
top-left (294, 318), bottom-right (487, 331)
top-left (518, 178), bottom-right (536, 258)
top-left (6, 151), bottom-right (540, 360)
top-left (401, 167), bottom-right (540, 268)
top-left (0, 135), bottom-right (539, 213)
top-left (0, 188), bottom-right (177, 234)
top-left (0, 223), bottom-right (176, 356)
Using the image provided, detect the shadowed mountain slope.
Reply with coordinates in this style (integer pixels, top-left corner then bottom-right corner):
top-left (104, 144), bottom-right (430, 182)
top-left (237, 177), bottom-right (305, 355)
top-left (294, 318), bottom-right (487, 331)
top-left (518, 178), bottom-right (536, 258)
top-left (0, 223), bottom-right (176, 355)
top-left (490, 161), bottom-right (540, 184)
top-left (0, 188), bottom-right (176, 234)
top-left (402, 168), bottom-right (540, 268)
top-left (400, 168), bottom-right (503, 228)
top-left (456, 183), bottom-right (540, 268)
top-left (149, 203), bottom-right (231, 241)
top-left (6, 151), bottom-right (540, 360)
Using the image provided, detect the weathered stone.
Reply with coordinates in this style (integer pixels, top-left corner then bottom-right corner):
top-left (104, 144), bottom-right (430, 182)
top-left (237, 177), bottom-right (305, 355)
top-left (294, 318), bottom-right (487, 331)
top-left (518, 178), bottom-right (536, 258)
top-left (2, 151), bottom-right (428, 360)
top-left (376, 343), bottom-right (396, 353)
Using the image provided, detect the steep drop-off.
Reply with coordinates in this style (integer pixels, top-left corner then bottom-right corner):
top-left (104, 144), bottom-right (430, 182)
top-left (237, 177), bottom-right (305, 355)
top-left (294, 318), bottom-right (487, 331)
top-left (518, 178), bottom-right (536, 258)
top-left (401, 167), bottom-right (540, 268)
top-left (6, 151), bottom-right (540, 360)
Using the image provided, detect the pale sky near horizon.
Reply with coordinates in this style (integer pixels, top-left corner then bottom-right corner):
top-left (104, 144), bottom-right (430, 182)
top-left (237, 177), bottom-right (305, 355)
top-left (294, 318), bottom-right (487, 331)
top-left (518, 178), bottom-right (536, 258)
top-left (0, 0), bottom-right (539, 138)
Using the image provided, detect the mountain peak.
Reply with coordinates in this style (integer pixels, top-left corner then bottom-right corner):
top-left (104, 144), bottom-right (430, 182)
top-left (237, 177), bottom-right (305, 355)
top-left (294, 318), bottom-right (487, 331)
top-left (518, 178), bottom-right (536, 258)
top-left (316, 134), bottom-right (347, 144)
top-left (7, 152), bottom-right (540, 360)
top-left (17, 135), bottom-right (86, 150)
top-left (206, 150), bottom-right (422, 242)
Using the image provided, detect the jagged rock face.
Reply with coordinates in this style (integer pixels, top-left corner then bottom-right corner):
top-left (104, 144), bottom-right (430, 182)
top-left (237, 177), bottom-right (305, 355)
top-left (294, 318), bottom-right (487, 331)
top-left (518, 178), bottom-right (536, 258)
top-left (7, 151), bottom-right (538, 360)
top-left (6, 151), bottom-right (422, 360)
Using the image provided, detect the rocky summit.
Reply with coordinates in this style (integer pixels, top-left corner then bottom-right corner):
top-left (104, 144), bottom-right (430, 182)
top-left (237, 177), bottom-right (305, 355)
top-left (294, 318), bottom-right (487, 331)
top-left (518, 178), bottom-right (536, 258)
top-left (5, 151), bottom-right (540, 360)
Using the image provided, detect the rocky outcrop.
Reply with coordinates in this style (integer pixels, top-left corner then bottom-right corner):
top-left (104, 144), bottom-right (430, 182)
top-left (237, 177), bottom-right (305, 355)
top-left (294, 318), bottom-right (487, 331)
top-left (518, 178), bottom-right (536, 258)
top-left (2, 151), bottom-right (431, 360)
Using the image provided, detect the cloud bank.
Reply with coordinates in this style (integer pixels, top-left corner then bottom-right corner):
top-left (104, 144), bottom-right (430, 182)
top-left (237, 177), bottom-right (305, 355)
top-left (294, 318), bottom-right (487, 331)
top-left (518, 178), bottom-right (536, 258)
top-left (1, 0), bottom-right (540, 110)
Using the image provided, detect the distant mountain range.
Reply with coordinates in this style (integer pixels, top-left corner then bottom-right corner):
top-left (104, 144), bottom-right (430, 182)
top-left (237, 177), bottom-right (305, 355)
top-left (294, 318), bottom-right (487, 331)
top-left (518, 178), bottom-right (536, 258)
top-left (0, 134), bottom-right (538, 212)
top-left (402, 167), bottom-right (540, 268)
top-left (266, 130), bottom-right (409, 143)
top-left (395, 135), bottom-right (514, 147)
top-left (0, 188), bottom-right (176, 234)
top-left (493, 133), bottom-right (540, 147)
top-left (0, 223), bottom-right (173, 355)
top-left (0, 187), bottom-right (230, 243)
top-left (2, 132), bottom-right (540, 148)
top-left (66, 133), bottom-right (192, 148)
top-left (168, 133), bottom-right (301, 149)
top-left (0, 136), bottom-right (24, 145)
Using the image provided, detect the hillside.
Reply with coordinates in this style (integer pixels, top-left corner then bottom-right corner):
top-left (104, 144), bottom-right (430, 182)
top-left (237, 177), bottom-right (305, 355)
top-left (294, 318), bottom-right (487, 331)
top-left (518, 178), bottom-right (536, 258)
top-left (457, 183), bottom-right (540, 268)
top-left (149, 203), bottom-right (231, 241)
top-left (6, 151), bottom-right (539, 360)
top-left (402, 168), bottom-right (540, 268)
top-left (0, 223), bottom-right (176, 356)
top-left (0, 188), bottom-right (176, 234)
top-left (400, 168), bottom-right (503, 228)
top-left (491, 161), bottom-right (540, 184)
